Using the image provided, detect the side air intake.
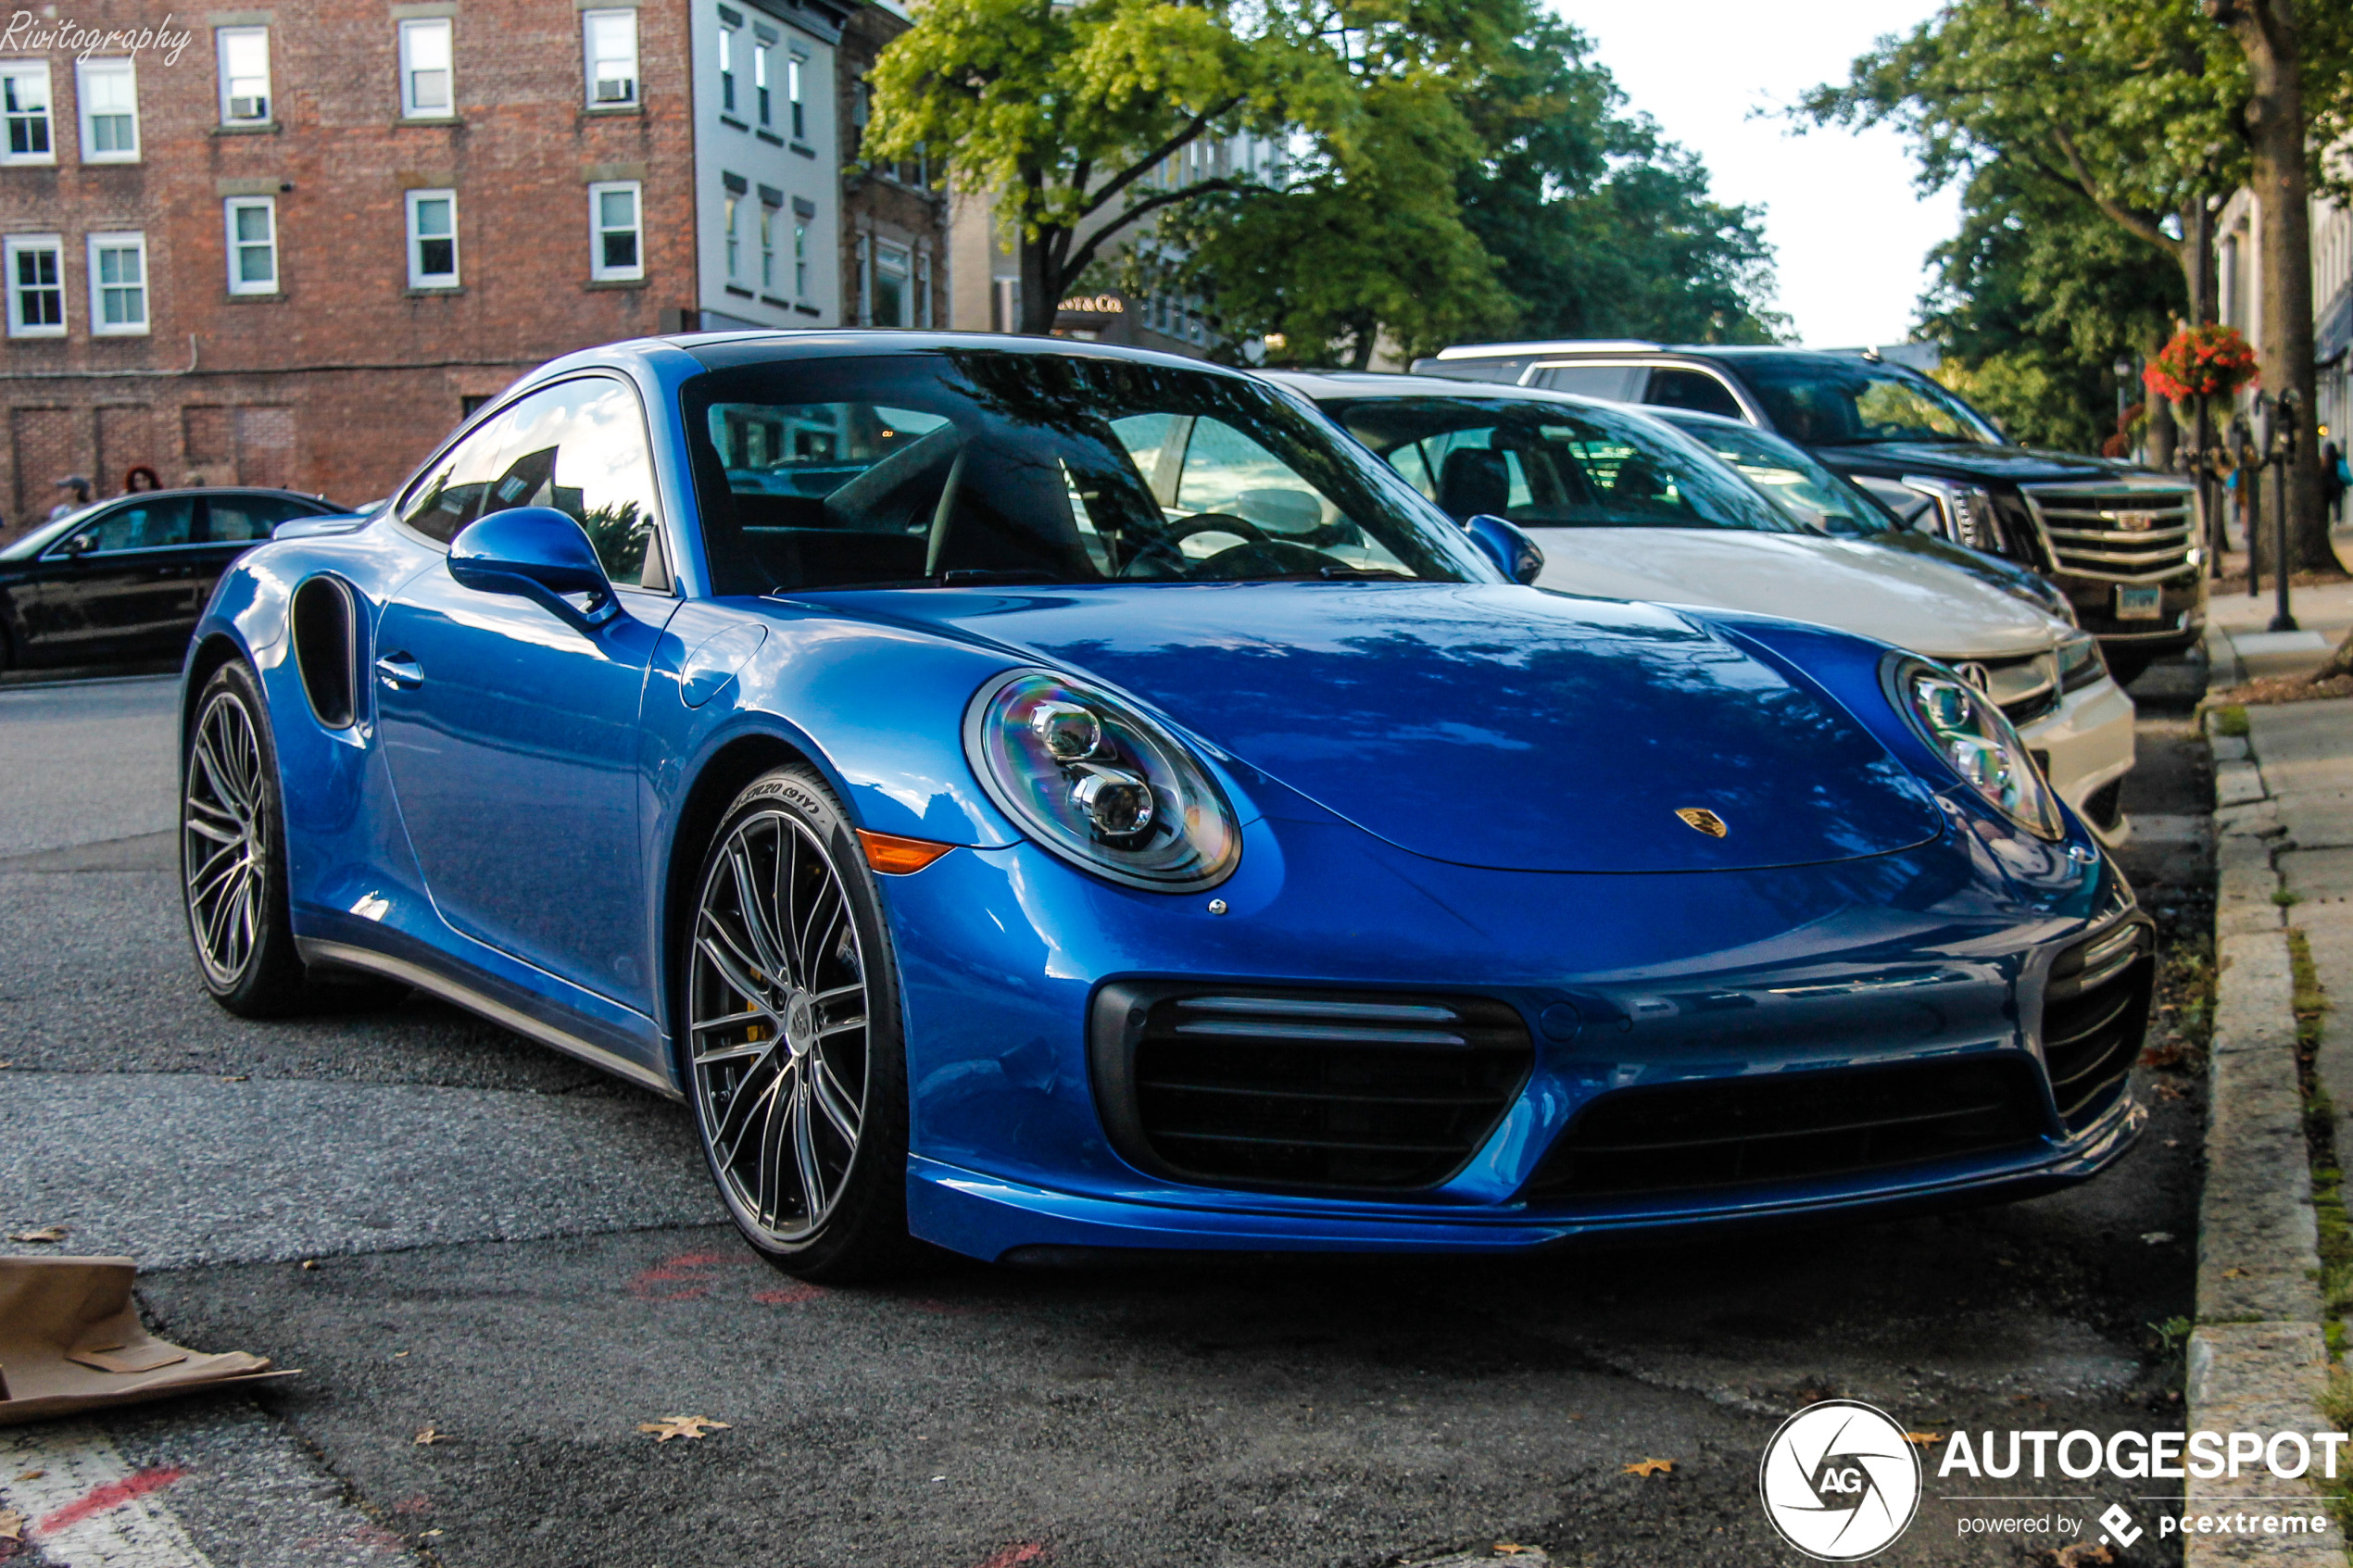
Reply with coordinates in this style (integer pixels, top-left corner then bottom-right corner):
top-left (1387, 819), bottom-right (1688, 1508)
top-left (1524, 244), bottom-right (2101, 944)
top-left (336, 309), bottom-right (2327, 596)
top-left (291, 576), bottom-right (359, 730)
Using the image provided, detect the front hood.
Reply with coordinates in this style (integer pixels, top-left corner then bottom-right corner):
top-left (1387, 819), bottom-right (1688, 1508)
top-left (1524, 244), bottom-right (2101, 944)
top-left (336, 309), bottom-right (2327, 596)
top-left (1521, 529), bottom-right (2061, 661)
top-left (844, 582), bottom-right (1944, 874)
top-left (1815, 442), bottom-right (2139, 483)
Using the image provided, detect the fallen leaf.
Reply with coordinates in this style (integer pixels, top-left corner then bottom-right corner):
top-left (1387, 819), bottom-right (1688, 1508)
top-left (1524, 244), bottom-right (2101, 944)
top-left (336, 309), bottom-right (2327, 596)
top-left (2154, 1082), bottom-right (2186, 1101)
top-left (638, 1415), bottom-right (729, 1442)
top-left (1904, 1432), bottom-right (1943, 1446)
top-left (2141, 1231), bottom-right (2175, 1245)
top-left (420, 1529), bottom-right (443, 1538)
top-left (1622, 1458), bottom-right (1674, 1477)
top-left (13, 1470), bottom-right (44, 1482)
top-left (220, 1074), bottom-right (249, 1083)
top-left (8, 1225), bottom-right (67, 1243)
top-left (0, 1510), bottom-right (21, 1541)
top-left (2050, 1543), bottom-right (2115, 1566)
top-left (391, 1351), bottom-right (409, 1359)
top-left (2165, 1138), bottom-right (2182, 1148)
top-left (2222, 1267), bottom-right (2250, 1279)
top-left (413, 1426), bottom-right (448, 1446)
top-left (1995, 1258), bottom-right (2017, 1268)
top-left (1494, 1546), bottom-right (1543, 1557)
top-left (299, 1260), bottom-right (318, 1271)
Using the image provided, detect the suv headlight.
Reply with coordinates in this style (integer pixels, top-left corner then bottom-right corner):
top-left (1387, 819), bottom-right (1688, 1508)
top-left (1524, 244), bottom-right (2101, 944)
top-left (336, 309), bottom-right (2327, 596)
top-left (1899, 477), bottom-right (2001, 552)
top-left (1888, 655), bottom-right (2065, 840)
top-left (2056, 630), bottom-right (2106, 692)
top-left (964, 669), bottom-right (1241, 891)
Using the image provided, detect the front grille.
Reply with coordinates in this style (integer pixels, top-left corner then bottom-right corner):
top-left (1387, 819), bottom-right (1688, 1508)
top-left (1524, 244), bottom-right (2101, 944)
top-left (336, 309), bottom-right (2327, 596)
top-left (1089, 985), bottom-right (1532, 1193)
top-left (2042, 918), bottom-right (2153, 1129)
top-left (2020, 483), bottom-right (2197, 583)
top-left (1521, 1057), bottom-right (2045, 1200)
top-left (1965, 650), bottom-right (2060, 729)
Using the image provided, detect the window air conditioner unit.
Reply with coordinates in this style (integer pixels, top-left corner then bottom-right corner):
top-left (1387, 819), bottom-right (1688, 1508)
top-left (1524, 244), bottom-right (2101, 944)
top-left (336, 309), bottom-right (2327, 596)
top-left (595, 78), bottom-right (634, 103)
top-left (229, 94), bottom-right (266, 120)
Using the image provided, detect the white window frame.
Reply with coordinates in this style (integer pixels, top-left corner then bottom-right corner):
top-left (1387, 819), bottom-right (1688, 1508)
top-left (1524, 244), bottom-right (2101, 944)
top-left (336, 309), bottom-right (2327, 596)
top-left (405, 188), bottom-right (459, 289)
top-left (723, 190), bottom-right (740, 280)
top-left (224, 196), bottom-right (278, 295)
top-left (75, 57), bottom-right (138, 163)
top-left (86, 232), bottom-right (148, 335)
top-left (588, 180), bottom-right (643, 282)
top-left (752, 39), bottom-right (770, 129)
top-left (397, 17), bottom-right (454, 119)
top-left (216, 27), bottom-right (270, 125)
top-left (5, 233), bottom-right (66, 337)
top-left (582, 9), bottom-right (637, 108)
top-left (786, 52), bottom-right (804, 142)
top-left (793, 220), bottom-right (807, 299)
top-left (1, 61), bottom-right (55, 166)
top-left (717, 19), bottom-right (737, 118)
top-left (874, 239), bottom-right (910, 329)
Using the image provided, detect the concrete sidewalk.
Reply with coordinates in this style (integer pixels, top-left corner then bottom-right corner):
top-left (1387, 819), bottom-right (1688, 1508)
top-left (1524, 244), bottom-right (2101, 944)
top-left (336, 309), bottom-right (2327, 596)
top-left (2208, 579), bottom-right (2353, 685)
top-left (2190, 689), bottom-right (2353, 1565)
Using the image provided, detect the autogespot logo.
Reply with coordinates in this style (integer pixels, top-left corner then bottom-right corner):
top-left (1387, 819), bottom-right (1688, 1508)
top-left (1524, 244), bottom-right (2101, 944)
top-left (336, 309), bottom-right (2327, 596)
top-left (1759, 1399), bottom-right (1923, 1561)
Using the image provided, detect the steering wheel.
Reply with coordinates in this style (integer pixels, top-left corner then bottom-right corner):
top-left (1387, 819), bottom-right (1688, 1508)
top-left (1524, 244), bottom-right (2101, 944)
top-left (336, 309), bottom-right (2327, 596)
top-left (1187, 538), bottom-right (1336, 580)
top-left (1116, 512), bottom-right (1267, 580)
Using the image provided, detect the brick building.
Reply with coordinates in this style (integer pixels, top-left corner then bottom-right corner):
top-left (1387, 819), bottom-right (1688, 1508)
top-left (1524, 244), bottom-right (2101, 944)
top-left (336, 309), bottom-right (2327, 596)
top-left (0, 0), bottom-right (945, 539)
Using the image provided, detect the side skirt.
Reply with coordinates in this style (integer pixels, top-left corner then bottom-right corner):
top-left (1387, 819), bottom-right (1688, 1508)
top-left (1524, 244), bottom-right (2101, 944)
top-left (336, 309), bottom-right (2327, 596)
top-left (298, 937), bottom-right (683, 1101)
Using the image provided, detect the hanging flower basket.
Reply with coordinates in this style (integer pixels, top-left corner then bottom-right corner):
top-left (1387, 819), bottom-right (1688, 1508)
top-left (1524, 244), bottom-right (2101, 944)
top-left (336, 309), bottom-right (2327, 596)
top-left (2143, 323), bottom-right (2259, 402)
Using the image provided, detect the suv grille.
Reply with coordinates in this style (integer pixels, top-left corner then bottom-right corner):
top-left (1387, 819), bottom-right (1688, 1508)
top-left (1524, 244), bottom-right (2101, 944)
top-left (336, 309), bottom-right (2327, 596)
top-left (1089, 985), bottom-right (1532, 1193)
top-left (1521, 1057), bottom-right (2044, 1200)
top-left (2020, 483), bottom-right (2196, 583)
top-left (2043, 919), bottom-right (2153, 1130)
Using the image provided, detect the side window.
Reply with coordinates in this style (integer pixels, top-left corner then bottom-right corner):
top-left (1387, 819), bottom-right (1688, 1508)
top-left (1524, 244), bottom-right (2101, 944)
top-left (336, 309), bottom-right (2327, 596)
top-left (205, 495), bottom-right (317, 543)
top-left (68, 496), bottom-right (196, 554)
top-left (484, 379), bottom-right (668, 588)
top-left (1645, 369), bottom-right (1744, 420)
top-left (1529, 363), bottom-right (1644, 401)
top-left (397, 407), bottom-right (517, 544)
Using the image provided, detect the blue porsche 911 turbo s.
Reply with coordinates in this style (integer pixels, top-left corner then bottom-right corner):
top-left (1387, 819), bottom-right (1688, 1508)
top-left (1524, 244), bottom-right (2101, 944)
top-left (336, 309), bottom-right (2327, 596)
top-left (179, 332), bottom-right (2149, 1279)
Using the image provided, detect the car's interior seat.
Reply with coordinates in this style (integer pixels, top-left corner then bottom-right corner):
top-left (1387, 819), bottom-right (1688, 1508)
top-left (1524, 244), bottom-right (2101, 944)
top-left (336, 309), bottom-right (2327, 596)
top-left (1436, 447), bottom-right (1511, 521)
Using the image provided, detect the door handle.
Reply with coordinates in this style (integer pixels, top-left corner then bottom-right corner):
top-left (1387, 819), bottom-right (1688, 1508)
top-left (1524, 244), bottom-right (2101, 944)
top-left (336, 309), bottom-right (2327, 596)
top-left (375, 654), bottom-right (423, 690)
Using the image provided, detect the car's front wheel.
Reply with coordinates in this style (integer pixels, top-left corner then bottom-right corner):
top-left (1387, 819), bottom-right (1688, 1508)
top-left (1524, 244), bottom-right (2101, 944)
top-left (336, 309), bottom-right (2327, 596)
top-left (685, 766), bottom-right (916, 1281)
top-left (182, 661), bottom-right (314, 1016)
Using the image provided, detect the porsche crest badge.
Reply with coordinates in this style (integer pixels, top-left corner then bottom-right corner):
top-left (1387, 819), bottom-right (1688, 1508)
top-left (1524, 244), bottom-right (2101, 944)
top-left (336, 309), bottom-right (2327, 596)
top-left (1675, 808), bottom-right (1729, 838)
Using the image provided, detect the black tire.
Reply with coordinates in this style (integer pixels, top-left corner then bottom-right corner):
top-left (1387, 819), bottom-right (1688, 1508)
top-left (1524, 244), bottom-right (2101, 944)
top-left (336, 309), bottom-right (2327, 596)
top-left (182, 660), bottom-right (409, 1017)
top-left (682, 765), bottom-right (917, 1281)
top-left (182, 661), bottom-right (312, 1016)
top-left (2103, 654), bottom-right (2151, 687)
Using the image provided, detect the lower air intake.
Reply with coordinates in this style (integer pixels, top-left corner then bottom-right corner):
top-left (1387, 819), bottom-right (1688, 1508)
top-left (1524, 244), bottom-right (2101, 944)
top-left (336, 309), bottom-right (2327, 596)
top-left (2042, 917), bottom-right (2154, 1130)
top-left (1089, 984), bottom-right (1532, 1193)
top-left (1521, 1056), bottom-right (2045, 1201)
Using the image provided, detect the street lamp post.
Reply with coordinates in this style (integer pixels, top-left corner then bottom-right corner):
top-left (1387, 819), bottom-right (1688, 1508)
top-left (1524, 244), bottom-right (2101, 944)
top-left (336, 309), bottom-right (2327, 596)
top-left (2235, 409), bottom-right (2261, 601)
top-left (2266, 390), bottom-right (2300, 633)
top-left (2113, 352), bottom-right (2133, 436)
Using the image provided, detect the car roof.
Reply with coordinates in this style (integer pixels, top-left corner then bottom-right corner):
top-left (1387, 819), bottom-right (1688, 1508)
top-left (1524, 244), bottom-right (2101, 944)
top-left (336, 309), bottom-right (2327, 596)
top-left (1259, 369), bottom-right (1620, 410)
top-left (1429, 342), bottom-right (1887, 366)
top-left (661, 329), bottom-right (1261, 379)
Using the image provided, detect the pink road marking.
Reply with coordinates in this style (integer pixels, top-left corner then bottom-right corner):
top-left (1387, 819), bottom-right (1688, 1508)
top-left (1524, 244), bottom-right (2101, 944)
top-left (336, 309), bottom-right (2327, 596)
top-left (35, 1465), bottom-right (188, 1535)
top-left (973, 1544), bottom-right (1050, 1568)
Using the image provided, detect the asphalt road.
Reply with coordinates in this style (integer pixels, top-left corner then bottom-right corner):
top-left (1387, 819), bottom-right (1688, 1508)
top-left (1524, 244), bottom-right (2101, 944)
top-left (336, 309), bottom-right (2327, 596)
top-left (0, 669), bottom-right (2213, 1568)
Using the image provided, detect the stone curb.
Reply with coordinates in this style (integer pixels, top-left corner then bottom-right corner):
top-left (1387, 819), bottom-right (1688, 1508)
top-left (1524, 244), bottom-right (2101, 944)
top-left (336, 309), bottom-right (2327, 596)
top-left (2188, 708), bottom-right (2340, 1565)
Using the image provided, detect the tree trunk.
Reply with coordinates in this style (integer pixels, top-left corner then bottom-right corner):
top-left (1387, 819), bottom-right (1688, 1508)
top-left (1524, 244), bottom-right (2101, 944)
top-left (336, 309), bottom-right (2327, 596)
top-left (2180, 196), bottom-right (2219, 326)
top-left (1016, 231), bottom-right (1064, 336)
top-left (2217, 0), bottom-right (2342, 574)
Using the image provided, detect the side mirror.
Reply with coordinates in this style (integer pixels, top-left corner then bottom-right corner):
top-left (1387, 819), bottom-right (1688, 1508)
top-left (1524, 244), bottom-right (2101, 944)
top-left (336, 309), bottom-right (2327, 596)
top-left (447, 508), bottom-right (617, 633)
top-left (60, 532), bottom-right (97, 558)
top-left (1464, 513), bottom-right (1544, 585)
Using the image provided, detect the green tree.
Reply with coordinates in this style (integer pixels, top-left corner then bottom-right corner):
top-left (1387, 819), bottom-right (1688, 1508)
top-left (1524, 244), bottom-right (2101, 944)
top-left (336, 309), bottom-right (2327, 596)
top-left (863, 0), bottom-right (1527, 339)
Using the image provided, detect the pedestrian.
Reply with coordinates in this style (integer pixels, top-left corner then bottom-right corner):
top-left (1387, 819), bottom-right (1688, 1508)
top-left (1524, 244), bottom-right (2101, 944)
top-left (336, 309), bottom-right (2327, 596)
top-left (2327, 440), bottom-right (2349, 525)
top-left (123, 464), bottom-right (161, 494)
top-left (45, 474), bottom-right (91, 521)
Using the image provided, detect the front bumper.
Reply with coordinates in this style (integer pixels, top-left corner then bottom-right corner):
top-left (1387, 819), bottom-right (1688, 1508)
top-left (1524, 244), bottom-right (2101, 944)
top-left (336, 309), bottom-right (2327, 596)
top-left (875, 785), bottom-right (2142, 1263)
top-left (2019, 676), bottom-right (2136, 840)
top-left (2066, 568), bottom-right (2206, 655)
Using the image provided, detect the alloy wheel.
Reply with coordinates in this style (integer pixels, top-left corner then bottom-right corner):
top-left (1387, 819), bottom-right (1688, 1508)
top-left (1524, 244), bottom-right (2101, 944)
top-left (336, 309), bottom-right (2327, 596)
top-left (183, 689), bottom-right (268, 987)
top-left (688, 809), bottom-right (872, 1243)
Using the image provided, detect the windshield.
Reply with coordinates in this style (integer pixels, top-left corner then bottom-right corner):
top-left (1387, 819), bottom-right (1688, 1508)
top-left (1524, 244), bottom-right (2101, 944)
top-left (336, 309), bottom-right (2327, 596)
top-left (680, 352), bottom-right (1489, 595)
top-left (1653, 413), bottom-right (1898, 536)
top-left (1324, 395), bottom-right (1801, 533)
top-left (1733, 355), bottom-right (2004, 447)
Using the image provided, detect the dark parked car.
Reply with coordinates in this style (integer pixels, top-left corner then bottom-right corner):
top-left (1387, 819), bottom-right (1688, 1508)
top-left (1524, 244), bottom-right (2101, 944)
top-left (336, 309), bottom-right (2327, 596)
top-left (1412, 342), bottom-right (2204, 682)
top-left (0, 488), bottom-right (346, 671)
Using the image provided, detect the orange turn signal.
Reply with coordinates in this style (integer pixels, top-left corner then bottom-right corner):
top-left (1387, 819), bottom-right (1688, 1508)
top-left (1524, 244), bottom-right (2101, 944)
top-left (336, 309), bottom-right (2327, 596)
top-left (856, 829), bottom-right (957, 876)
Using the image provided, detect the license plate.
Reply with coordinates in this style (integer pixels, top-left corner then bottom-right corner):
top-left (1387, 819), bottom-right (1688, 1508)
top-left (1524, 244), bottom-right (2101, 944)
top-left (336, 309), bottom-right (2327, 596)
top-left (2116, 585), bottom-right (2162, 621)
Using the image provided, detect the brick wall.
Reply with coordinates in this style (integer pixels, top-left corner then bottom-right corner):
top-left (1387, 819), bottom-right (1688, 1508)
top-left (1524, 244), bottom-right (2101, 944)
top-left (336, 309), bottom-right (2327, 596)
top-left (0, 0), bottom-right (700, 536)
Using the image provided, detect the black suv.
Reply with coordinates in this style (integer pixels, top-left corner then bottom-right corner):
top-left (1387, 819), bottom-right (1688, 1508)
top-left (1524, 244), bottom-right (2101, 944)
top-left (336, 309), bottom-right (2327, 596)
top-left (1412, 342), bottom-right (2205, 681)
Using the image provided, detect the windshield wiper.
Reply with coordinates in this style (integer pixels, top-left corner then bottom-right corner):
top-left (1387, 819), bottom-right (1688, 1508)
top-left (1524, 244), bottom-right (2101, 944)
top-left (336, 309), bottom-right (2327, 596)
top-left (935, 568), bottom-right (1076, 588)
top-left (1315, 565), bottom-right (1414, 580)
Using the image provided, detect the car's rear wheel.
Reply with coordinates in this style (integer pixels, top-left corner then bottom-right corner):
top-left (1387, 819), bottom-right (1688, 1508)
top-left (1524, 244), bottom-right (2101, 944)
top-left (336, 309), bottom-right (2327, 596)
top-left (183, 662), bottom-right (312, 1016)
top-left (685, 766), bottom-right (915, 1281)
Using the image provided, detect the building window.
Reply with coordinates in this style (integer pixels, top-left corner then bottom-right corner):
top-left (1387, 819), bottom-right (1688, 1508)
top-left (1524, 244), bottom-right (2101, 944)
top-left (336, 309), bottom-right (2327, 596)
top-left (855, 234), bottom-right (869, 324)
top-left (717, 18), bottom-right (736, 117)
top-left (590, 181), bottom-right (642, 282)
top-left (793, 220), bottom-right (807, 298)
top-left (398, 18), bottom-right (453, 119)
top-left (873, 241), bottom-right (909, 328)
top-left (786, 54), bottom-right (804, 142)
top-left (753, 39), bottom-right (771, 129)
top-left (225, 197), bottom-right (277, 295)
top-left (87, 232), bottom-right (148, 334)
top-left (406, 188), bottom-right (459, 287)
top-left (583, 9), bottom-right (637, 107)
top-left (216, 27), bottom-right (270, 124)
top-left (759, 200), bottom-right (776, 291)
top-left (1, 62), bottom-right (53, 162)
top-left (76, 58), bottom-right (138, 161)
top-left (723, 191), bottom-right (743, 280)
top-left (5, 235), bottom-right (65, 336)
top-left (916, 249), bottom-right (932, 329)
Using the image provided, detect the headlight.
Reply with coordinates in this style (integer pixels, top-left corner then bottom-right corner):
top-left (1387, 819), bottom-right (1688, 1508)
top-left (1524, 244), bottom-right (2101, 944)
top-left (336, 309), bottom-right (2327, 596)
top-left (1889, 656), bottom-right (2065, 840)
top-left (964, 670), bottom-right (1241, 891)
top-left (1899, 477), bottom-right (2001, 552)
top-left (2056, 630), bottom-right (2106, 692)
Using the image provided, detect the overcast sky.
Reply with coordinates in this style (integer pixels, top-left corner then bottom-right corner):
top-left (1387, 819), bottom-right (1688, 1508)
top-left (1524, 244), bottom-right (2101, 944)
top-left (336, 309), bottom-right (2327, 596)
top-left (1562, 1), bottom-right (1957, 349)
